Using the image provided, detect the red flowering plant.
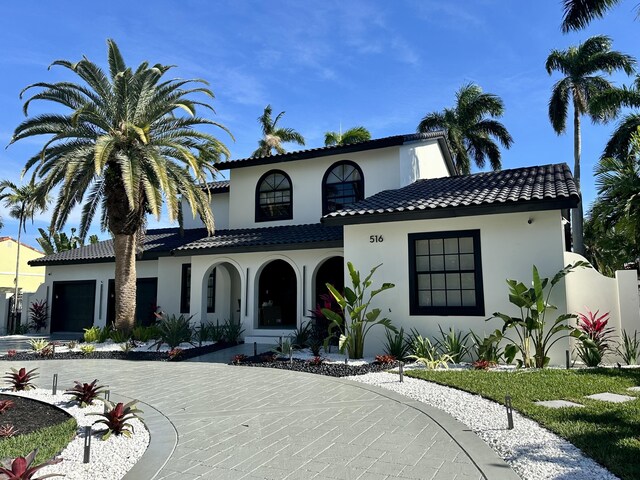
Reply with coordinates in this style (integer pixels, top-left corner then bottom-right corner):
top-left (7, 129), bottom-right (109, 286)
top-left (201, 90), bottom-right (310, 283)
top-left (575, 308), bottom-right (614, 367)
top-left (0, 448), bottom-right (62, 479)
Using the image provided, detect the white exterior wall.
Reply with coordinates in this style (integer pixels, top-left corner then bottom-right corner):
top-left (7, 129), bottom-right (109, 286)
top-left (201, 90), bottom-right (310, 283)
top-left (399, 140), bottom-right (450, 186)
top-left (227, 148), bottom-right (406, 229)
top-left (181, 192), bottom-right (230, 230)
top-left (342, 210), bottom-right (570, 361)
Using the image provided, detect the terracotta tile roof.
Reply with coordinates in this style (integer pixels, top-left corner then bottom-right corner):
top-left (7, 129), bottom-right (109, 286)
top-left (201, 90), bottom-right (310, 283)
top-left (323, 163), bottom-right (579, 224)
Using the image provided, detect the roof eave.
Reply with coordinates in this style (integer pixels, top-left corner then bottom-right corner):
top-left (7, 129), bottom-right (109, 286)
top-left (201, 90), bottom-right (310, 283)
top-left (322, 197), bottom-right (579, 226)
top-left (171, 239), bottom-right (344, 256)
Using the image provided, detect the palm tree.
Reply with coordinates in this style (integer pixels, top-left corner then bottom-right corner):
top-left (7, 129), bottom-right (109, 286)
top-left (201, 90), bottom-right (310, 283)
top-left (10, 39), bottom-right (231, 333)
top-left (36, 227), bottom-right (99, 255)
top-left (417, 83), bottom-right (513, 175)
top-left (252, 105), bottom-right (305, 157)
top-left (0, 179), bottom-right (47, 332)
top-left (560, 0), bottom-right (637, 32)
top-left (324, 126), bottom-right (371, 146)
top-left (545, 35), bottom-right (635, 255)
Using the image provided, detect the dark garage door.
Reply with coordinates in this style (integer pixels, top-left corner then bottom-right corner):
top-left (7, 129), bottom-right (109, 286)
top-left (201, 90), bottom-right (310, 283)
top-left (107, 278), bottom-right (158, 327)
top-left (51, 280), bottom-right (96, 332)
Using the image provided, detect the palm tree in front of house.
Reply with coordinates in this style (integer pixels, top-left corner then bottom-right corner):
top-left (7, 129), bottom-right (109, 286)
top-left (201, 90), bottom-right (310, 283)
top-left (252, 105), bottom-right (305, 157)
top-left (324, 126), bottom-right (371, 146)
top-left (10, 39), bottom-right (231, 333)
top-left (417, 83), bottom-right (513, 175)
top-left (545, 35), bottom-right (635, 255)
top-left (560, 0), bottom-right (637, 32)
top-left (0, 179), bottom-right (47, 332)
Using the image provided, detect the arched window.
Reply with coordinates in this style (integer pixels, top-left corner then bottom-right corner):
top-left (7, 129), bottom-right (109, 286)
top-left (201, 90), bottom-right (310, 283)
top-left (256, 170), bottom-right (293, 222)
top-left (322, 161), bottom-right (364, 214)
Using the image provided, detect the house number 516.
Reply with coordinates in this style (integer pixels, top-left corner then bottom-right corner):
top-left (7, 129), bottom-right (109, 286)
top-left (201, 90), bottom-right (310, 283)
top-left (369, 235), bottom-right (384, 243)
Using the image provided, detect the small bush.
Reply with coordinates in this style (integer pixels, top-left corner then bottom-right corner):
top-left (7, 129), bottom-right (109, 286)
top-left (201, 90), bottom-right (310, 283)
top-left (83, 326), bottom-right (100, 343)
top-left (408, 330), bottom-right (452, 369)
top-left (0, 424), bottom-right (17, 438)
top-left (470, 331), bottom-right (504, 364)
top-left (151, 314), bottom-right (194, 350)
top-left (435, 326), bottom-right (470, 363)
top-left (375, 354), bottom-right (396, 364)
top-left (167, 348), bottom-right (183, 361)
top-left (28, 300), bottom-right (48, 333)
top-left (0, 400), bottom-right (15, 415)
top-left (64, 379), bottom-right (107, 407)
top-left (307, 356), bottom-right (324, 365)
top-left (0, 448), bottom-right (62, 479)
top-left (223, 319), bottom-right (244, 344)
top-left (27, 339), bottom-right (49, 353)
top-left (6, 350), bottom-right (16, 358)
top-left (79, 344), bottom-right (95, 355)
top-left (290, 322), bottom-right (312, 349)
top-left (90, 400), bottom-right (143, 440)
top-left (384, 327), bottom-right (411, 360)
top-left (232, 354), bottom-right (247, 364)
top-left (110, 329), bottom-right (130, 344)
top-left (576, 309), bottom-right (615, 367)
top-left (97, 325), bottom-right (113, 343)
top-left (617, 330), bottom-right (640, 365)
top-left (4, 368), bottom-right (39, 391)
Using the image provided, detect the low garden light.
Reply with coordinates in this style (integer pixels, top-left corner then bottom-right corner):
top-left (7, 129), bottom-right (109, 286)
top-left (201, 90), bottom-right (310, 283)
top-left (399, 361), bottom-right (404, 383)
top-left (83, 426), bottom-right (91, 463)
top-left (505, 395), bottom-right (514, 430)
top-left (52, 373), bottom-right (58, 395)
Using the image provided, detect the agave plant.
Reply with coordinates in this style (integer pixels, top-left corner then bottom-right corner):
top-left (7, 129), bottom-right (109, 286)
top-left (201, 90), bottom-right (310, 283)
top-left (64, 379), bottom-right (107, 407)
top-left (90, 400), bottom-right (143, 440)
top-left (4, 368), bottom-right (39, 391)
top-left (0, 448), bottom-right (63, 479)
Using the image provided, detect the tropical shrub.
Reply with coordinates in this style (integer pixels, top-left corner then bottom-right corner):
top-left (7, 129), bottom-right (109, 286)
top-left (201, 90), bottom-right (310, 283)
top-left (222, 318), bottom-right (244, 344)
top-left (489, 262), bottom-right (590, 368)
top-left (575, 309), bottom-right (615, 366)
top-left (0, 424), bottom-right (17, 438)
top-left (309, 292), bottom-right (341, 349)
top-left (323, 262), bottom-right (396, 359)
top-left (90, 400), bottom-right (143, 440)
top-left (0, 448), bottom-right (62, 479)
top-left (79, 344), bottom-right (95, 355)
top-left (472, 359), bottom-right (494, 370)
top-left (408, 330), bottom-right (453, 369)
top-left (290, 321), bottom-right (312, 349)
top-left (470, 331), bottom-right (504, 364)
top-left (4, 368), bottom-right (38, 391)
top-left (232, 354), bottom-right (248, 364)
top-left (151, 314), bottom-right (194, 350)
top-left (6, 350), bottom-right (16, 358)
top-left (64, 379), bottom-right (107, 407)
top-left (307, 356), bottom-right (324, 366)
top-left (97, 325), bottom-right (113, 343)
top-left (27, 339), bottom-right (49, 353)
top-left (383, 326), bottom-right (411, 360)
top-left (0, 400), bottom-right (15, 414)
top-left (374, 354), bottom-right (396, 364)
top-left (617, 330), bottom-right (640, 365)
top-left (82, 326), bottom-right (100, 343)
top-left (435, 326), bottom-right (470, 363)
top-left (110, 329), bottom-right (130, 344)
top-left (27, 300), bottom-right (47, 332)
top-left (273, 338), bottom-right (296, 357)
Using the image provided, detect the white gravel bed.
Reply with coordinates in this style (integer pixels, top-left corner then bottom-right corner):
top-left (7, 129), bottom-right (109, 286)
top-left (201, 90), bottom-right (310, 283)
top-left (58, 339), bottom-right (216, 353)
top-left (346, 371), bottom-right (619, 480)
top-left (2, 388), bottom-right (149, 480)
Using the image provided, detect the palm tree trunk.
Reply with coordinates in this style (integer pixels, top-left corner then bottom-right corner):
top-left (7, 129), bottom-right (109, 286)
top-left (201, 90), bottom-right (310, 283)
top-left (11, 217), bottom-right (23, 333)
top-left (113, 233), bottom-right (137, 333)
top-left (572, 106), bottom-right (585, 255)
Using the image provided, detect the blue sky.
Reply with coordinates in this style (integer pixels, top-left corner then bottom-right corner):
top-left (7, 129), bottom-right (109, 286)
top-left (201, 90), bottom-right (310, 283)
top-left (0, 1), bottom-right (638, 247)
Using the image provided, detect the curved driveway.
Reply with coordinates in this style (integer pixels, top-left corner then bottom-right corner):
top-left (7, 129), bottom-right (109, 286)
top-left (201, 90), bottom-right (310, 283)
top-left (2, 357), bottom-right (518, 480)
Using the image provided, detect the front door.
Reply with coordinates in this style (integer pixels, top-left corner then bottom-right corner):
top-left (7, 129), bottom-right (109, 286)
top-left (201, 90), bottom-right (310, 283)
top-left (51, 280), bottom-right (96, 332)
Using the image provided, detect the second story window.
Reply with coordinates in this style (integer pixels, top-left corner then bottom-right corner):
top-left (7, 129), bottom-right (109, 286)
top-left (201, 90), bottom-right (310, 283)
top-left (323, 161), bottom-right (364, 214)
top-left (256, 170), bottom-right (293, 222)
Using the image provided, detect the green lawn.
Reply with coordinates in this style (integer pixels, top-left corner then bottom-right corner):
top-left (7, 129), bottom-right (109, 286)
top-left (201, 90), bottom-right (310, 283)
top-left (406, 368), bottom-right (640, 480)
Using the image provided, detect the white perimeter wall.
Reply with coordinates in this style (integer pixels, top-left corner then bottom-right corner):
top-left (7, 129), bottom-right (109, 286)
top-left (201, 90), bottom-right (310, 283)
top-left (342, 210), bottom-right (571, 362)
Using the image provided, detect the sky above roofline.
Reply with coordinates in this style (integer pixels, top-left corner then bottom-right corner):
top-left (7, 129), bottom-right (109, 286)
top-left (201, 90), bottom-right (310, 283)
top-left (0, 0), bottom-right (637, 247)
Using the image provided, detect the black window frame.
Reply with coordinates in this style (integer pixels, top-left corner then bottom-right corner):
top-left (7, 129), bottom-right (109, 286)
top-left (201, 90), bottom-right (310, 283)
top-left (180, 264), bottom-right (191, 314)
top-left (206, 268), bottom-right (216, 313)
top-left (322, 160), bottom-right (364, 215)
top-left (255, 170), bottom-right (293, 222)
top-left (408, 230), bottom-right (485, 316)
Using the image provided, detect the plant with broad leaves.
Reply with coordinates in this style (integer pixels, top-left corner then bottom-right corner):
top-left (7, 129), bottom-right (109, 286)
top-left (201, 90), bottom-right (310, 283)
top-left (27, 300), bottom-right (47, 333)
top-left (307, 356), bottom-right (324, 366)
top-left (0, 424), bottom-right (17, 438)
top-left (575, 308), bottom-right (615, 366)
top-left (82, 326), bottom-right (100, 343)
top-left (489, 262), bottom-right (591, 368)
top-left (408, 331), bottom-right (453, 369)
top-left (4, 368), bottom-right (39, 391)
top-left (150, 314), bottom-right (194, 350)
top-left (383, 326), bottom-right (411, 361)
top-left (0, 400), bottom-right (15, 414)
top-left (222, 318), bottom-right (245, 344)
top-left (472, 359), bottom-right (495, 370)
top-left (470, 331), bottom-right (504, 364)
top-left (90, 399), bottom-right (143, 440)
top-left (435, 326), bottom-right (470, 363)
top-left (27, 339), bottom-right (48, 353)
top-left (0, 448), bottom-right (63, 479)
top-left (64, 379), bottom-right (107, 407)
top-left (79, 344), bottom-right (95, 355)
top-left (617, 330), bottom-right (640, 365)
top-left (323, 262), bottom-right (396, 359)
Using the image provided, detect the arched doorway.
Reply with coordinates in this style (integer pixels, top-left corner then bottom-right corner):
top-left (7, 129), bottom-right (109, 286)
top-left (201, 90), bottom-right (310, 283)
top-left (200, 262), bottom-right (242, 324)
top-left (258, 259), bottom-right (297, 328)
top-left (314, 256), bottom-right (344, 305)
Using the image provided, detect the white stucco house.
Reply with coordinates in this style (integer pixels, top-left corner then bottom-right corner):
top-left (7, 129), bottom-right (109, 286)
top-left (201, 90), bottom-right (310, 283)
top-left (28, 132), bottom-right (640, 361)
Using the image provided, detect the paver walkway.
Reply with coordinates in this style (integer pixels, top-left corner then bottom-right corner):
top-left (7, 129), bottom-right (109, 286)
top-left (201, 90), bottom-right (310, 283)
top-left (0, 355), bottom-right (518, 480)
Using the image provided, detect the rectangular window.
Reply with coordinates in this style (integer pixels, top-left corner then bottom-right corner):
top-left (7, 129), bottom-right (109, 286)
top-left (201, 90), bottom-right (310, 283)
top-left (207, 268), bottom-right (216, 313)
top-left (180, 264), bottom-right (191, 314)
top-left (408, 230), bottom-right (484, 316)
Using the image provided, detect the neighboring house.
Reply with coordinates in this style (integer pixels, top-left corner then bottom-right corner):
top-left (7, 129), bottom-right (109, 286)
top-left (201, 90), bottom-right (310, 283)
top-left (28, 132), bottom-right (640, 361)
top-left (0, 237), bottom-right (46, 333)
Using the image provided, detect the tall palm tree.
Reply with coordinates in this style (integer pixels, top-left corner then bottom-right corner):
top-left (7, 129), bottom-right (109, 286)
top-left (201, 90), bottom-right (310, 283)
top-left (10, 39), bottom-right (231, 333)
top-left (0, 179), bottom-right (47, 332)
top-left (560, 0), bottom-right (638, 32)
top-left (545, 35), bottom-right (635, 255)
top-left (252, 105), bottom-right (305, 157)
top-left (324, 126), bottom-right (371, 146)
top-left (417, 83), bottom-right (513, 175)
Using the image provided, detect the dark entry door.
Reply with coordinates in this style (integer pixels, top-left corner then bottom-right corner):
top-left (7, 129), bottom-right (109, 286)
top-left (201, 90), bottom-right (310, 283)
top-left (107, 278), bottom-right (158, 327)
top-left (51, 280), bottom-right (96, 332)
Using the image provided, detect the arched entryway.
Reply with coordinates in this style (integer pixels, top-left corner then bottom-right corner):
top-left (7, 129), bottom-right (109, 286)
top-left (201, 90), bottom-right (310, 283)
top-left (200, 262), bottom-right (242, 324)
top-left (314, 256), bottom-right (344, 306)
top-left (257, 259), bottom-right (297, 328)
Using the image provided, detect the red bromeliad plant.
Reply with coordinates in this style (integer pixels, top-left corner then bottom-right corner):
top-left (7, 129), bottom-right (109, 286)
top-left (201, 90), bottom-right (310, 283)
top-left (90, 400), bottom-right (143, 440)
top-left (4, 368), bottom-right (39, 391)
top-left (576, 308), bottom-right (615, 367)
top-left (0, 424), bottom-right (18, 438)
top-left (374, 354), bottom-right (396, 364)
top-left (64, 379), bottom-right (107, 407)
top-left (0, 400), bottom-right (15, 414)
top-left (0, 448), bottom-right (63, 479)
top-left (6, 350), bottom-right (16, 358)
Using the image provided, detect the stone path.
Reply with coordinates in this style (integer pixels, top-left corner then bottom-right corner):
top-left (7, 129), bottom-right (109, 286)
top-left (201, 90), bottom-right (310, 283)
top-left (0, 355), bottom-right (518, 480)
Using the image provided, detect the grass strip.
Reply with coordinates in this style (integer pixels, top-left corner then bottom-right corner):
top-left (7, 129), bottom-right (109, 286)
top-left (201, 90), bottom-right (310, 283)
top-left (406, 368), bottom-right (640, 480)
top-left (0, 417), bottom-right (77, 464)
